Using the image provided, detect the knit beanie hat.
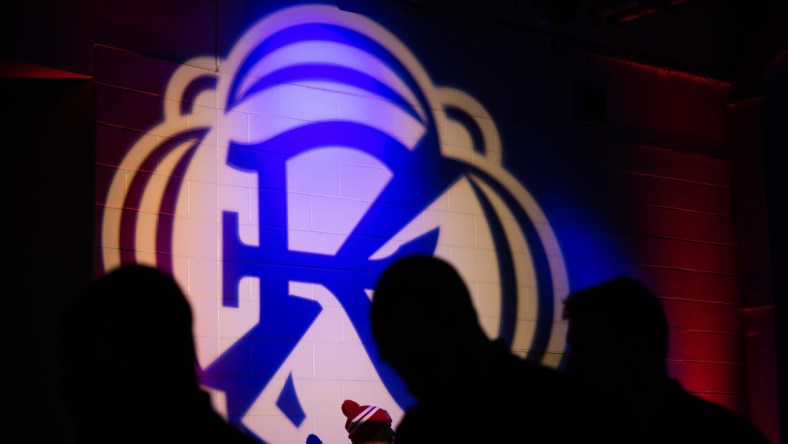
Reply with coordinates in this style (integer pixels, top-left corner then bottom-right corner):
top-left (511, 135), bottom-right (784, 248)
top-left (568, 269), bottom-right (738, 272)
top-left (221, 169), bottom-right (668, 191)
top-left (341, 399), bottom-right (392, 443)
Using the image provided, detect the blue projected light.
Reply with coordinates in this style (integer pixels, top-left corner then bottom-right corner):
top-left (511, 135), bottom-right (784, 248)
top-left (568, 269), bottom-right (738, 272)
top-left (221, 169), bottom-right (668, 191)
top-left (99, 4), bottom-right (569, 443)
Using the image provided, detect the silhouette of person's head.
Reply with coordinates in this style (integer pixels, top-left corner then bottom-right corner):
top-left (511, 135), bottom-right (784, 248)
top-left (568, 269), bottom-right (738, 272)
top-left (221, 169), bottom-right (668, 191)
top-left (370, 254), bottom-right (486, 399)
top-left (58, 264), bottom-right (251, 443)
top-left (562, 279), bottom-right (771, 443)
top-left (371, 255), bottom-right (581, 443)
top-left (60, 264), bottom-right (197, 403)
top-left (562, 276), bottom-right (669, 394)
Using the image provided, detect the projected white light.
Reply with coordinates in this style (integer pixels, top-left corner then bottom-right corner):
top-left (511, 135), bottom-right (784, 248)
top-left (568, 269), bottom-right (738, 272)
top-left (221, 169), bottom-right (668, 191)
top-left (99, 4), bottom-right (568, 443)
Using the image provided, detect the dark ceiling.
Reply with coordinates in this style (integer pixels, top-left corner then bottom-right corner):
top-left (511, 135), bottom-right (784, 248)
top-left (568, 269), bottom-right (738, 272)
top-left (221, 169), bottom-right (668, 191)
top-left (379, 0), bottom-right (788, 94)
top-left (3, 0), bottom-right (788, 100)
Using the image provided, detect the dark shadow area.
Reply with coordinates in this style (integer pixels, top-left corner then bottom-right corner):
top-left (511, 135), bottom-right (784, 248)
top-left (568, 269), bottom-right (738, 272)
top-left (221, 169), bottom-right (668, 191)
top-left (5, 75), bottom-right (95, 444)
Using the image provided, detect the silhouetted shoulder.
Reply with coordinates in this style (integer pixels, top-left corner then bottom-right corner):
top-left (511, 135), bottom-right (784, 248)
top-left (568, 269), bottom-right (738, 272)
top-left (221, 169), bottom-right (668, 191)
top-left (656, 381), bottom-right (770, 444)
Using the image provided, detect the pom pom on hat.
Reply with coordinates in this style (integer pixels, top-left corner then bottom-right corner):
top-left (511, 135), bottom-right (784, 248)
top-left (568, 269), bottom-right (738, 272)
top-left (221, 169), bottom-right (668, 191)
top-left (341, 399), bottom-right (392, 443)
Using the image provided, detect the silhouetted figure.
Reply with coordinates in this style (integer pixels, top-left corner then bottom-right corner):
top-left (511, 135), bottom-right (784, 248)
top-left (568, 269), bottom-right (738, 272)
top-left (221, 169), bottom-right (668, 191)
top-left (370, 254), bottom-right (578, 443)
top-left (58, 264), bottom-right (257, 444)
top-left (562, 277), bottom-right (770, 443)
top-left (341, 399), bottom-right (395, 444)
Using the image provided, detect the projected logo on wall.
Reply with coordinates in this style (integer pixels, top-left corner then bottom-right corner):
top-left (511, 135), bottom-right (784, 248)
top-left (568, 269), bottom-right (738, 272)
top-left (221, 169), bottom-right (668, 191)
top-left (99, 4), bottom-right (568, 443)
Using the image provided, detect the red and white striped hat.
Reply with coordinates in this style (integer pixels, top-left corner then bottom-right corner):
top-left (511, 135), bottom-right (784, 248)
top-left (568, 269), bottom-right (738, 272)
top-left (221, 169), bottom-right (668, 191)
top-left (341, 399), bottom-right (393, 443)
